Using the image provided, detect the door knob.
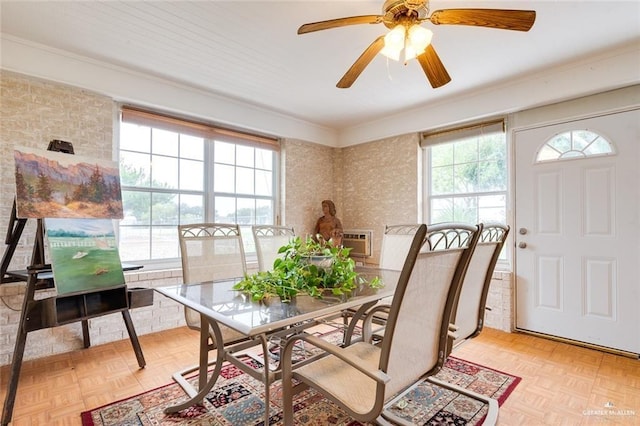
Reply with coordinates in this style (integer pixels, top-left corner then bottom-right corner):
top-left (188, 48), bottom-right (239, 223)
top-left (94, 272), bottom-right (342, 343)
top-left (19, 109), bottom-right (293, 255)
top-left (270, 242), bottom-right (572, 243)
top-left (518, 242), bottom-right (527, 249)
top-left (519, 228), bottom-right (528, 235)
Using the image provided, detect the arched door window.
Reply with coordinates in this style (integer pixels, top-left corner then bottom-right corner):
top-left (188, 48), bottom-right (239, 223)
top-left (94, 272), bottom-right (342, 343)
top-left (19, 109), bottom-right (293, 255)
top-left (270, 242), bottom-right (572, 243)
top-left (535, 130), bottom-right (615, 163)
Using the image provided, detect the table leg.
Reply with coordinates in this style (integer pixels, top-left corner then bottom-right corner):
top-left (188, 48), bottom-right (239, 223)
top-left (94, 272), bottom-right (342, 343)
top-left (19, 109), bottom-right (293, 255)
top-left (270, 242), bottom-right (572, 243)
top-left (198, 317), bottom-right (209, 391)
top-left (164, 315), bottom-right (226, 413)
top-left (258, 334), bottom-right (271, 426)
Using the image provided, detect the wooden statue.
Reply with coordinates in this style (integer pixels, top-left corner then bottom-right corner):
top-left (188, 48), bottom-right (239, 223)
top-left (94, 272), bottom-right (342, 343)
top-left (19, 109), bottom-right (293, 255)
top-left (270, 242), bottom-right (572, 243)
top-left (313, 199), bottom-right (343, 246)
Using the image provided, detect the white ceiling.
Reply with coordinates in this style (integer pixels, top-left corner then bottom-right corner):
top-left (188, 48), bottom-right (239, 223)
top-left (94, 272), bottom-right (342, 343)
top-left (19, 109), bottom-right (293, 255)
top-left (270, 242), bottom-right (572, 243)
top-left (1, 0), bottom-right (639, 143)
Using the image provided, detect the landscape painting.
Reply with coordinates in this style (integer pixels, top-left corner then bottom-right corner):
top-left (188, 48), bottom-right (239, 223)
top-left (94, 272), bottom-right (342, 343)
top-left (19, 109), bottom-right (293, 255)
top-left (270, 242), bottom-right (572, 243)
top-left (14, 146), bottom-right (123, 219)
top-left (45, 218), bottom-right (125, 295)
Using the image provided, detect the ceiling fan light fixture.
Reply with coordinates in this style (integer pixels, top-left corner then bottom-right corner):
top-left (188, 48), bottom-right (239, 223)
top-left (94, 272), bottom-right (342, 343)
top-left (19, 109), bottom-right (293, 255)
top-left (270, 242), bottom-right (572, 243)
top-left (408, 25), bottom-right (432, 53)
top-left (384, 24), bottom-right (405, 47)
top-left (404, 43), bottom-right (419, 62)
top-left (380, 45), bottom-right (402, 61)
top-left (381, 23), bottom-right (433, 63)
top-left (298, 1), bottom-right (536, 89)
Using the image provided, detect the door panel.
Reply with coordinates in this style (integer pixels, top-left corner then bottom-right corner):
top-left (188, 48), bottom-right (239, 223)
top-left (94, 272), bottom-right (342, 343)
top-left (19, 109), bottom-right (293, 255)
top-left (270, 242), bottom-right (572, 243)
top-left (537, 172), bottom-right (561, 234)
top-left (514, 109), bottom-right (639, 354)
top-left (537, 256), bottom-right (562, 310)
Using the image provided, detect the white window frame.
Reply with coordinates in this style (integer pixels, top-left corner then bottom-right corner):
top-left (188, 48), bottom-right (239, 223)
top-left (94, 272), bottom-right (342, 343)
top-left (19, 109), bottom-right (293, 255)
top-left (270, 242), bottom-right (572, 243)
top-left (117, 107), bottom-right (280, 268)
top-left (536, 129), bottom-right (615, 163)
top-left (421, 119), bottom-right (511, 267)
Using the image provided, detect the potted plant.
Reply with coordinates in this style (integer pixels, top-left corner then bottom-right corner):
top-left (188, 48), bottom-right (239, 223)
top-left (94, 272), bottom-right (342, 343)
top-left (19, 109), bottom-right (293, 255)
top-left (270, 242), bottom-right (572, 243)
top-left (234, 235), bottom-right (381, 302)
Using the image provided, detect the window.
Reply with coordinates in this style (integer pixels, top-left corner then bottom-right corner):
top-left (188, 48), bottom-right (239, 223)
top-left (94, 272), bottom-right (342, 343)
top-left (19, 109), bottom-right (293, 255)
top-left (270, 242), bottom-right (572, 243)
top-left (422, 119), bottom-right (507, 233)
top-left (118, 108), bottom-right (279, 265)
top-left (536, 130), bottom-right (614, 162)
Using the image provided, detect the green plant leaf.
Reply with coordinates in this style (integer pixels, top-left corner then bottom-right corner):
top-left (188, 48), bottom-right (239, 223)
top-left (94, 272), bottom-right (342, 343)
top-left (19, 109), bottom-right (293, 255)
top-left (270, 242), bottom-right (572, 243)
top-left (234, 235), bottom-right (380, 301)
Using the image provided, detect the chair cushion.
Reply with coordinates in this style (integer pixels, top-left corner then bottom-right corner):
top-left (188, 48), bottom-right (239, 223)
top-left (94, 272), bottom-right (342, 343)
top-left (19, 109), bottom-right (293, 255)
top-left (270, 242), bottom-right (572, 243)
top-left (293, 342), bottom-right (381, 416)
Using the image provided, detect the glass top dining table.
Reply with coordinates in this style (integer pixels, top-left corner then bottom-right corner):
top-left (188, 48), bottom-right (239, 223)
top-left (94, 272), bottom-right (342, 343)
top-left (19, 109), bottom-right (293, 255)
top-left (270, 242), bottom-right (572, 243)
top-left (154, 266), bottom-right (401, 422)
top-left (156, 266), bottom-right (401, 336)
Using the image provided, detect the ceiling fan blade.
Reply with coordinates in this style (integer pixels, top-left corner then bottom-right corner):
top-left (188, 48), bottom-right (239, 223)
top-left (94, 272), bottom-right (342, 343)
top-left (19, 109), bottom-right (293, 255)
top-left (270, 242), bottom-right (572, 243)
top-left (429, 9), bottom-right (536, 32)
top-left (298, 15), bottom-right (383, 34)
top-left (337, 36), bottom-right (385, 88)
top-left (417, 45), bottom-right (451, 88)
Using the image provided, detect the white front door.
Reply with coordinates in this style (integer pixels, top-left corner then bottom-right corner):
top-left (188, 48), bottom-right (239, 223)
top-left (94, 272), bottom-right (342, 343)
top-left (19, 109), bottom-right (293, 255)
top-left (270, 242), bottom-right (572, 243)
top-left (514, 108), bottom-right (640, 354)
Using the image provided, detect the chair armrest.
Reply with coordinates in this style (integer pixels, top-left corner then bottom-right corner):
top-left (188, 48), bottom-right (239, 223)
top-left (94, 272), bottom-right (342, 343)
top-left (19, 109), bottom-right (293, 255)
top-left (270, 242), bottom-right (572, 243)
top-left (367, 304), bottom-right (391, 316)
top-left (283, 332), bottom-right (390, 384)
top-left (362, 304), bottom-right (391, 343)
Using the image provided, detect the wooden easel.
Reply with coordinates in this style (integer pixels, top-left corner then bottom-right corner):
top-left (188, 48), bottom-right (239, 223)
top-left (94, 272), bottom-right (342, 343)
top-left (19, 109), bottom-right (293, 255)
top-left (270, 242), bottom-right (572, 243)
top-left (1, 141), bottom-right (147, 426)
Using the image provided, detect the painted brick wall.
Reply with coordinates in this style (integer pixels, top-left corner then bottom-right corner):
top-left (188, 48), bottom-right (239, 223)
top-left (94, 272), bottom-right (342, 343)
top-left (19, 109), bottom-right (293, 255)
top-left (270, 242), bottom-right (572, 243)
top-left (0, 71), bottom-right (193, 366)
top-left (485, 272), bottom-right (515, 332)
top-left (340, 134), bottom-right (420, 264)
top-left (0, 71), bottom-right (115, 272)
top-left (281, 138), bottom-right (336, 236)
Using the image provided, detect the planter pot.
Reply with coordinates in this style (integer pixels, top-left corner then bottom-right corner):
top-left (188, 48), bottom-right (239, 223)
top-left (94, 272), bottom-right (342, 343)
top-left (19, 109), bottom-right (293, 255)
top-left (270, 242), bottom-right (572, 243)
top-left (301, 255), bottom-right (334, 270)
top-left (263, 295), bottom-right (300, 318)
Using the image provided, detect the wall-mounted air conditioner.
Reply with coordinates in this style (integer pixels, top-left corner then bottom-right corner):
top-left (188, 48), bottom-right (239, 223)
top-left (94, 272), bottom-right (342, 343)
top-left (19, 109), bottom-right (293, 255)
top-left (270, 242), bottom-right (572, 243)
top-left (342, 229), bottom-right (372, 258)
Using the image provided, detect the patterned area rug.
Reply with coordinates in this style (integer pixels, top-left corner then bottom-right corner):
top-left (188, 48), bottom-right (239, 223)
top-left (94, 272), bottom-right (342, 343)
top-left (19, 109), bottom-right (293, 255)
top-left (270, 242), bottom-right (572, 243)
top-left (81, 352), bottom-right (520, 426)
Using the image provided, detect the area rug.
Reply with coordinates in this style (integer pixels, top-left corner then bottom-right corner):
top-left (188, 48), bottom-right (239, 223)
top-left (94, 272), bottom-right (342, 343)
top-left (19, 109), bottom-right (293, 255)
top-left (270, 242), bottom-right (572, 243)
top-left (81, 353), bottom-right (520, 426)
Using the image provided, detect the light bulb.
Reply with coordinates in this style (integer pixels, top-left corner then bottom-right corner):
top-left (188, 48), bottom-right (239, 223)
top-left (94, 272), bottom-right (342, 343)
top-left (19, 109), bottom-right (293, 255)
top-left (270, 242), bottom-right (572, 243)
top-left (384, 25), bottom-right (405, 50)
top-left (407, 25), bottom-right (433, 54)
top-left (381, 25), bottom-right (406, 61)
top-left (380, 45), bottom-right (401, 61)
top-left (404, 44), bottom-right (418, 62)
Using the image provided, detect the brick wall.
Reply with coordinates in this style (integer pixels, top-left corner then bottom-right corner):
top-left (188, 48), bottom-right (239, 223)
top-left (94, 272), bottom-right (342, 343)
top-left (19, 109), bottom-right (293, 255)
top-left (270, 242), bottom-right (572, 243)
top-left (0, 71), bottom-right (115, 272)
top-left (0, 71), bottom-right (194, 365)
top-left (340, 134), bottom-right (420, 265)
top-left (484, 272), bottom-right (514, 332)
top-left (280, 138), bottom-right (336, 236)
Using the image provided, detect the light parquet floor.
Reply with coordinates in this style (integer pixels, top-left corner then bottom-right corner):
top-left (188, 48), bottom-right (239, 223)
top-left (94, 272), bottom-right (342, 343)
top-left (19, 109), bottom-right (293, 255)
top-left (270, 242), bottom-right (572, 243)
top-left (1, 326), bottom-right (639, 425)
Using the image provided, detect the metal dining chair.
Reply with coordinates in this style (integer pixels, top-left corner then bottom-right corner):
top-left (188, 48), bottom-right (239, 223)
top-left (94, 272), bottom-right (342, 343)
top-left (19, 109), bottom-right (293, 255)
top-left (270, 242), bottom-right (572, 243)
top-left (251, 225), bottom-right (295, 272)
top-left (280, 223), bottom-right (499, 425)
top-left (448, 223), bottom-right (510, 353)
top-left (379, 224), bottom-right (424, 270)
top-left (354, 223), bottom-right (480, 345)
top-left (342, 224), bottom-right (423, 345)
top-left (174, 223), bottom-right (249, 394)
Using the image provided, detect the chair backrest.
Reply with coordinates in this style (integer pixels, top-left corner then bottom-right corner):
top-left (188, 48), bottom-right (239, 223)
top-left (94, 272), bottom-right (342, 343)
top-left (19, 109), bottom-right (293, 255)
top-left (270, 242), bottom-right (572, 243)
top-left (452, 223), bottom-right (510, 345)
top-left (252, 225), bottom-right (295, 272)
top-left (379, 224), bottom-right (422, 271)
top-left (379, 223), bottom-right (480, 399)
top-left (178, 223), bottom-right (247, 330)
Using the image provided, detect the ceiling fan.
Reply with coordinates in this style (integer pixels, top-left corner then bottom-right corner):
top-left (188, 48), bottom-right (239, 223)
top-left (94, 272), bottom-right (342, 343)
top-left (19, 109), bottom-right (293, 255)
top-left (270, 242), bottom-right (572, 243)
top-left (297, 0), bottom-right (536, 89)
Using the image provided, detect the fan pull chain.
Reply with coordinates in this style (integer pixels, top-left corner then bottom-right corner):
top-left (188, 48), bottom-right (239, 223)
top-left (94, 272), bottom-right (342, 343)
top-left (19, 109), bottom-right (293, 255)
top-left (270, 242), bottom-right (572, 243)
top-left (385, 57), bottom-right (395, 82)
